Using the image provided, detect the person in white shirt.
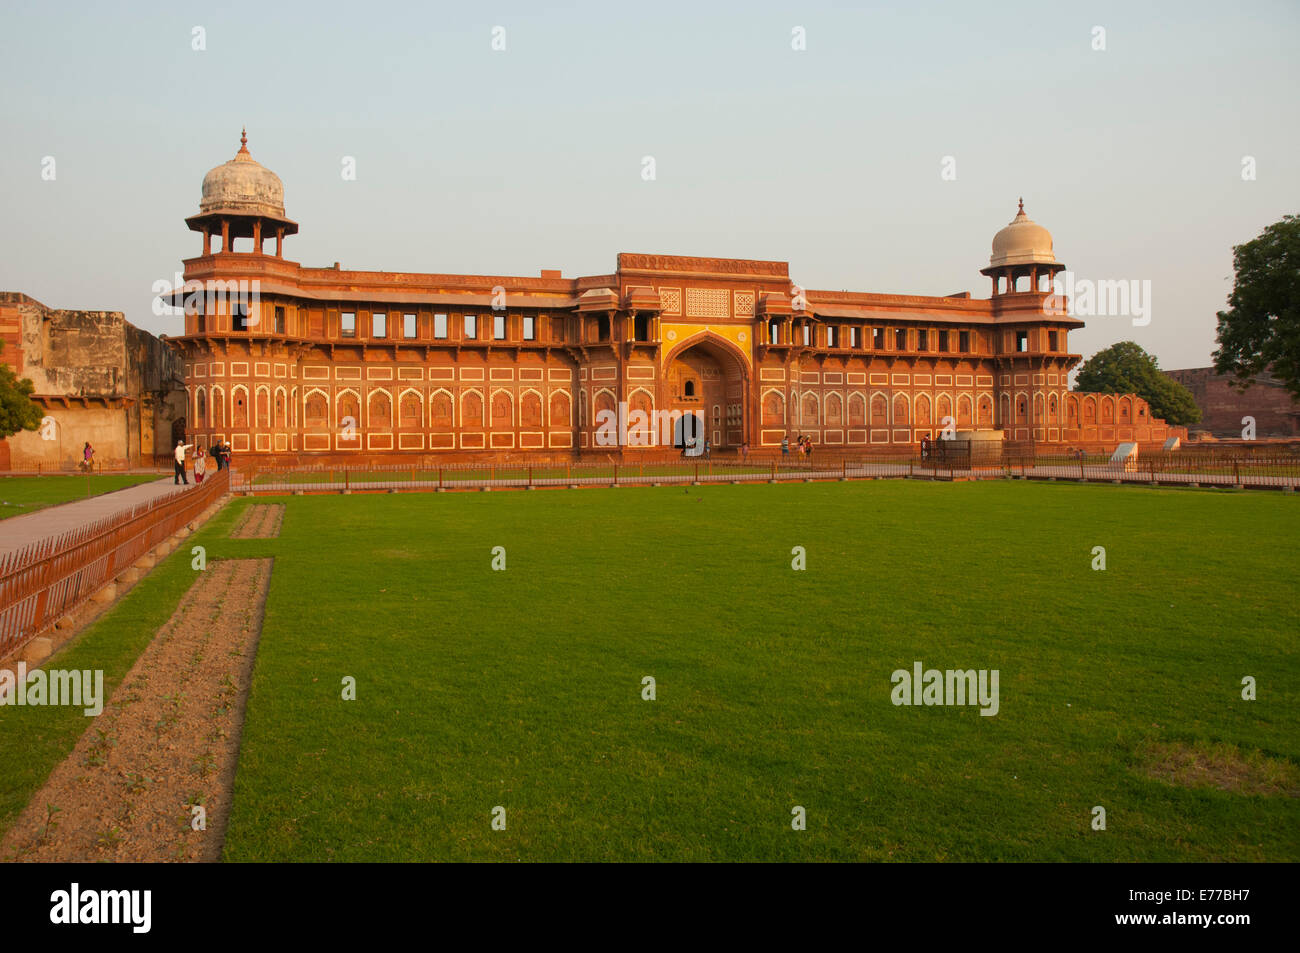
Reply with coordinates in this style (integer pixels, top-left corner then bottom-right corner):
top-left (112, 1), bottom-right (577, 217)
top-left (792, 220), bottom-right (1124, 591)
top-left (174, 440), bottom-right (193, 485)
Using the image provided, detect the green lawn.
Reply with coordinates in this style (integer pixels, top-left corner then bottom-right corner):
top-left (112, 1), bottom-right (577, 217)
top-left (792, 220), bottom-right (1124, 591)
top-left (219, 481), bottom-right (1298, 861)
top-left (3, 481), bottom-right (1295, 862)
top-left (0, 474), bottom-right (164, 520)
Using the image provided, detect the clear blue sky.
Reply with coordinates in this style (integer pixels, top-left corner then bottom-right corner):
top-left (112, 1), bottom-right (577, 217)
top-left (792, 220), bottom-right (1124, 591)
top-left (2, 0), bottom-right (1296, 371)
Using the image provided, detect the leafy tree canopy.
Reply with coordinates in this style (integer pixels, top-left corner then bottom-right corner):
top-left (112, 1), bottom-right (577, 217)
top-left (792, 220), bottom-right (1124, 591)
top-left (1074, 340), bottom-right (1201, 426)
top-left (0, 339), bottom-right (44, 440)
top-left (1213, 214), bottom-right (1300, 399)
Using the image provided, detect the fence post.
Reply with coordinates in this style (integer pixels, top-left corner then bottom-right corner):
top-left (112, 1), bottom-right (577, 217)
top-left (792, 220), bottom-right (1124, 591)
top-left (613, 463), bottom-right (619, 486)
top-left (439, 467), bottom-right (443, 489)
top-left (695, 463), bottom-right (699, 484)
top-left (1233, 458), bottom-right (1240, 486)
top-left (528, 465), bottom-right (533, 489)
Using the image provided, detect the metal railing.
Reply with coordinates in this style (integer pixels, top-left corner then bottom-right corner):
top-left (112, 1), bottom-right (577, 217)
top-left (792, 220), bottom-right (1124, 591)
top-left (0, 459), bottom-right (139, 475)
top-left (0, 469), bottom-right (229, 659)
top-left (1005, 451), bottom-right (1300, 489)
top-left (231, 447), bottom-right (1300, 494)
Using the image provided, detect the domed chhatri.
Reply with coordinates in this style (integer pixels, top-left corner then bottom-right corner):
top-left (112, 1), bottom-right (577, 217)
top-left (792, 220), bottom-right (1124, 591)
top-left (980, 198), bottom-right (1064, 295)
top-left (199, 128), bottom-right (287, 218)
top-left (185, 129), bottom-right (298, 256)
top-left (988, 198), bottom-right (1056, 268)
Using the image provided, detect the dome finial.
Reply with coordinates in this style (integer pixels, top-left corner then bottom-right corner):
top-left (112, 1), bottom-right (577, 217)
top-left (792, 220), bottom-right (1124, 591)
top-left (238, 127), bottom-right (249, 155)
top-left (1017, 196), bottom-right (1024, 214)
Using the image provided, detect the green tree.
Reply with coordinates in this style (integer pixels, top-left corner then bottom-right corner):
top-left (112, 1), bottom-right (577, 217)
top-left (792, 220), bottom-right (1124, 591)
top-left (1213, 214), bottom-right (1300, 399)
top-left (0, 340), bottom-right (44, 439)
top-left (1074, 341), bottom-right (1202, 426)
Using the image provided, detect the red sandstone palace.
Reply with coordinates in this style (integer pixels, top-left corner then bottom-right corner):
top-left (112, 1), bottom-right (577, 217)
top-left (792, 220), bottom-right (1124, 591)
top-left (161, 132), bottom-right (1183, 462)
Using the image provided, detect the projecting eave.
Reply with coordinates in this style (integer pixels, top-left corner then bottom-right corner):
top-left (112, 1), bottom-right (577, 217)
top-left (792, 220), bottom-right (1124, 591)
top-left (156, 281), bottom-right (578, 311)
top-left (185, 210), bottom-right (300, 236)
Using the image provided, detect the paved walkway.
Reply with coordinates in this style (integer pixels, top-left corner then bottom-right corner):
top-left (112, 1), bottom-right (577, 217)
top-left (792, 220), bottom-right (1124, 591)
top-left (0, 478), bottom-right (198, 559)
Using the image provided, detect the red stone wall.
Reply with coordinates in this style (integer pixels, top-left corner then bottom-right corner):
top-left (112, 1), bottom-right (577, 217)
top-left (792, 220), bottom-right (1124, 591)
top-left (1165, 367), bottom-right (1300, 438)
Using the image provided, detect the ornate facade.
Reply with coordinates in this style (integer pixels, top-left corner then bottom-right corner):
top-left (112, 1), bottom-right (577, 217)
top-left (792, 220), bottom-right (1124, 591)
top-left (163, 134), bottom-right (1183, 462)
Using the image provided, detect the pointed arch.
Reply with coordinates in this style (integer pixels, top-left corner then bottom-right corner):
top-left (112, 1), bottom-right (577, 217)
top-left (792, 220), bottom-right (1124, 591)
top-left (519, 388), bottom-right (544, 427)
top-left (211, 385), bottom-right (225, 428)
top-left (892, 393), bottom-right (909, 426)
top-left (761, 388), bottom-right (786, 426)
top-left (461, 389), bottom-right (484, 427)
top-left (549, 389), bottom-right (571, 427)
top-left (304, 387), bottom-right (329, 429)
top-left (935, 393), bottom-right (952, 427)
top-left (914, 392), bottom-right (931, 426)
top-left (491, 388), bottom-right (514, 427)
top-left (825, 391), bottom-right (843, 425)
top-left (336, 388), bottom-right (361, 432)
top-left (801, 391), bottom-right (820, 426)
top-left (255, 385), bottom-right (270, 429)
top-left (368, 388), bottom-right (393, 429)
top-left (870, 391), bottom-right (889, 426)
top-left (429, 388), bottom-right (454, 427)
top-left (847, 391), bottom-right (866, 426)
top-left (398, 387), bottom-right (423, 428)
top-left (232, 385), bottom-right (249, 428)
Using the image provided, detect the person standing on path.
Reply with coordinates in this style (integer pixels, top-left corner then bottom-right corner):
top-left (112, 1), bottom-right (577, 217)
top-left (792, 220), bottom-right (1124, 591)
top-left (174, 440), bottom-right (192, 485)
top-left (193, 448), bottom-right (207, 485)
top-left (80, 442), bottom-right (95, 472)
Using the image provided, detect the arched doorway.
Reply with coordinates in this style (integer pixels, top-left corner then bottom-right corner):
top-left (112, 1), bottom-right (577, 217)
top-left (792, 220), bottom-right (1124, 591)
top-left (666, 336), bottom-right (746, 450)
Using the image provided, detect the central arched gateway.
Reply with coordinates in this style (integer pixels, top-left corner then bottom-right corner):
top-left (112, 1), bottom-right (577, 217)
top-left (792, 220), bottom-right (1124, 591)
top-left (664, 334), bottom-right (748, 450)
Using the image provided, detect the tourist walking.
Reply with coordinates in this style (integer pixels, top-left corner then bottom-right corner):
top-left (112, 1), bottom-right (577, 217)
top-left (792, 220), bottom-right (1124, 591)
top-left (80, 441), bottom-right (95, 472)
top-left (209, 440), bottom-right (224, 471)
top-left (194, 447), bottom-right (207, 484)
top-left (174, 439), bottom-right (192, 485)
top-left (781, 436), bottom-right (789, 456)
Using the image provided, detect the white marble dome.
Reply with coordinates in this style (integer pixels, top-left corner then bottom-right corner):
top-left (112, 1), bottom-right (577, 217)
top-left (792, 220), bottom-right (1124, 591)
top-left (988, 200), bottom-right (1056, 268)
top-left (199, 129), bottom-right (287, 218)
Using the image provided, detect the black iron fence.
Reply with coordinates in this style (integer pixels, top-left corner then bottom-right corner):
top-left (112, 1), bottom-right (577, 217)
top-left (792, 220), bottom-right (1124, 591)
top-left (226, 444), bottom-right (1300, 495)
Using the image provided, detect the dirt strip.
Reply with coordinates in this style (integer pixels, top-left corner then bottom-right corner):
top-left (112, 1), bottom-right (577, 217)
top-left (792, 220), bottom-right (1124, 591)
top-left (1, 558), bottom-right (273, 862)
top-left (228, 504), bottom-right (285, 539)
